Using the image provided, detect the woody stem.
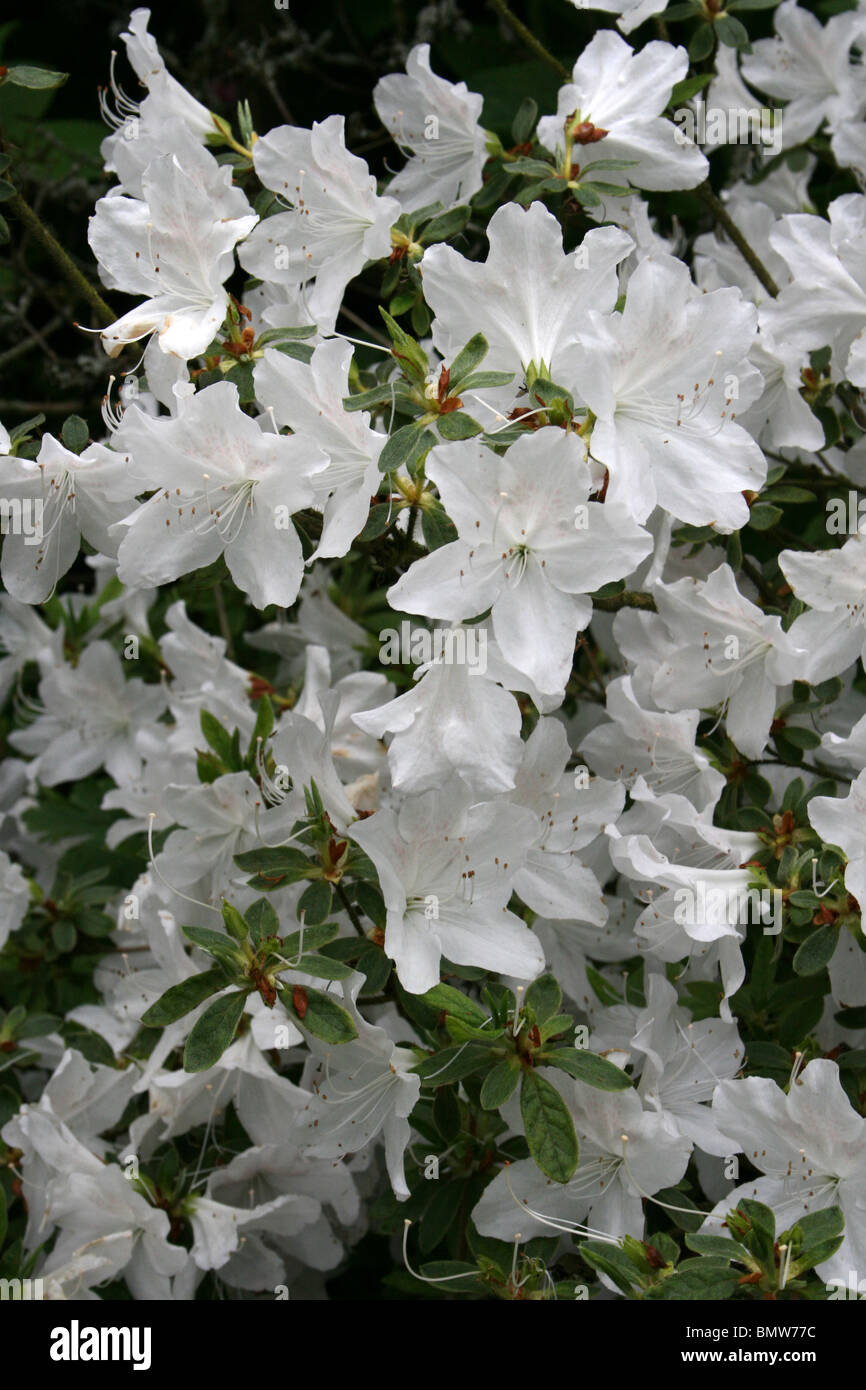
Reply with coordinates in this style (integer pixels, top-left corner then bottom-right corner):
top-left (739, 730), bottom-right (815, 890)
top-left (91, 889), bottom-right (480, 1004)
top-left (7, 188), bottom-right (114, 322)
top-left (488, 0), bottom-right (570, 79)
top-left (695, 181), bottom-right (780, 299)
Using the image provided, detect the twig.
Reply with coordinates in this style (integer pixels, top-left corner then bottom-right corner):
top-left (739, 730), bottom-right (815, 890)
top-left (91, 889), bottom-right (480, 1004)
top-left (591, 589), bottom-right (657, 613)
top-left (695, 181), bottom-right (780, 299)
top-left (7, 188), bottom-right (114, 323)
top-left (488, 0), bottom-right (570, 79)
top-left (335, 882), bottom-right (367, 937)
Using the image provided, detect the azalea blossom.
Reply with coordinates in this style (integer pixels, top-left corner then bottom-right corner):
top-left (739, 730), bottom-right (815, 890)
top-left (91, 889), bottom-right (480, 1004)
top-left (114, 380), bottom-right (328, 608)
top-left (536, 31), bottom-right (708, 192)
top-left (560, 254), bottom-right (767, 529)
top-left (374, 44), bottom-right (488, 212)
top-left (387, 431), bottom-right (652, 696)
top-left (239, 115), bottom-right (400, 331)
top-left (349, 778), bottom-right (544, 993)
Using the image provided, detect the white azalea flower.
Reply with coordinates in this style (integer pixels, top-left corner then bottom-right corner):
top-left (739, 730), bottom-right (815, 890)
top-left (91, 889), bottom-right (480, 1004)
top-left (536, 31), bottom-right (707, 191)
top-left (387, 431), bottom-right (652, 697)
top-left (239, 115), bottom-right (400, 331)
top-left (374, 43), bottom-right (488, 213)
top-left (115, 380), bottom-right (328, 608)
top-left (349, 778), bottom-right (544, 993)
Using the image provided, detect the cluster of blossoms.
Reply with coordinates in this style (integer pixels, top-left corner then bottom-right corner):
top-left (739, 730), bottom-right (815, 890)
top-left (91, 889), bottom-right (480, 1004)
top-left (2, 1), bottom-right (866, 1302)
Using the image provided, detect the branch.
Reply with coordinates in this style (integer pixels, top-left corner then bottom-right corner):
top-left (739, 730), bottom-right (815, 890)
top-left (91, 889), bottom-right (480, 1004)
top-left (695, 181), bottom-right (780, 299)
top-left (488, 0), bottom-right (570, 79)
top-left (7, 188), bottom-right (114, 323)
top-left (591, 589), bottom-right (658, 613)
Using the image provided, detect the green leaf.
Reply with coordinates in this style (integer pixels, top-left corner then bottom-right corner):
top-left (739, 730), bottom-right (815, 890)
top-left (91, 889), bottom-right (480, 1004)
top-left (51, 919), bottom-right (76, 952)
top-left (4, 64), bottom-right (68, 89)
top-left (233, 845), bottom-right (314, 889)
top-left (141, 969), bottom-right (228, 1027)
top-left (480, 1057), bottom-right (521, 1110)
top-left (15, 1013), bottom-right (61, 1040)
top-left (511, 97), bottom-right (538, 145)
top-left (358, 503), bottom-right (392, 541)
top-left (200, 709), bottom-right (237, 767)
top-left (520, 1069), bottom-right (579, 1183)
top-left (715, 13), bottom-right (752, 47)
top-left (436, 411), bottom-right (481, 440)
top-left (456, 370), bottom-right (514, 392)
top-left (221, 900), bottom-right (249, 942)
top-left (420, 500), bottom-right (459, 550)
top-left (180, 925), bottom-right (245, 973)
top-left (747, 502), bottom-right (783, 531)
top-left (420, 983), bottom-right (488, 1027)
top-left (524, 973), bottom-right (561, 1024)
top-left (342, 382), bottom-right (413, 414)
top-left (448, 333), bottom-right (489, 391)
top-left (379, 308), bottom-right (428, 384)
top-left (654, 1187), bottom-right (704, 1232)
top-left (648, 1266), bottom-right (742, 1300)
top-left (377, 421), bottom-right (436, 475)
top-left (433, 1083), bottom-right (461, 1141)
top-left (542, 1048), bottom-right (632, 1091)
top-left (183, 989), bottom-right (249, 1072)
top-left (685, 1232), bottom-right (750, 1263)
top-left (281, 985), bottom-right (358, 1044)
top-left (669, 74), bottom-right (713, 106)
top-left (294, 952), bottom-right (354, 981)
top-left (413, 1043), bottom-right (493, 1085)
top-left (245, 897), bottom-right (279, 948)
top-left (419, 1179), bottom-right (466, 1253)
top-left (60, 414), bottom-right (89, 455)
top-left (419, 205), bottom-right (470, 246)
top-left (297, 880), bottom-right (333, 926)
top-left (688, 23), bottom-right (715, 61)
top-left (793, 924), bottom-right (838, 976)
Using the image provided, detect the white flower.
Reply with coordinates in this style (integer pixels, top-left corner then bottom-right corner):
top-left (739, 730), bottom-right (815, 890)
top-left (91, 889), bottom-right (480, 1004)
top-left (89, 146), bottom-right (257, 359)
top-left (374, 44), bottom-right (487, 213)
top-left (115, 381), bottom-right (328, 608)
top-left (704, 1060), bottom-right (866, 1284)
top-left (349, 778), bottom-right (544, 993)
top-left (761, 193), bottom-right (866, 389)
top-left (632, 974), bottom-right (744, 1156)
top-left (352, 634), bottom-right (527, 796)
top-left (0, 849), bottom-right (28, 951)
top-left (254, 339), bottom-right (386, 560)
top-left (0, 434), bottom-right (134, 603)
top-left (421, 200), bottom-right (633, 383)
top-left (741, 0), bottom-right (866, 147)
top-left (780, 529), bottom-right (866, 682)
top-left (564, 0), bottom-right (670, 36)
top-left (10, 640), bottom-right (166, 787)
top-left (300, 972), bottom-right (421, 1198)
top-left (809, 770), bottom-right (866, 913)
top-left (239, 115), bottom-right (400, 331)
top-left (582, 674), bottom-right (726, 811)
top-left (506, 716), bottom-right (625, 922)
top-left (536, 31), bottom-right (707, 191)
top-left (474, 1079), bottom-right (691, 1242)
top-left (561, 254), bottom-right (767, 529)
top-left (650, 564), bottom-right (805, 759)
top-left (387, 431), bottom-right (651, 696)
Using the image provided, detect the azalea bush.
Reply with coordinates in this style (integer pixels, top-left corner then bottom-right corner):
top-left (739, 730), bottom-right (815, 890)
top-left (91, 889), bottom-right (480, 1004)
top-left (0, 0), bottom-right (865, 1302)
